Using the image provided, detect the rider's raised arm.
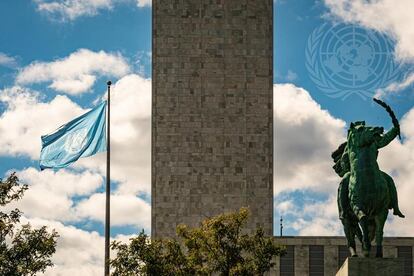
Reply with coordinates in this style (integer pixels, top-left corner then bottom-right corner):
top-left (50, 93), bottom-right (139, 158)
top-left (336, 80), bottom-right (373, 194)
top-left (375, 127), bottom-right (399, 148)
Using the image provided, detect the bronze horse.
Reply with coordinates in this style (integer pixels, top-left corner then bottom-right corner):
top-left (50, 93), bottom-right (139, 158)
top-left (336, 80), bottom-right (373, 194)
top-left (332, 99), bottom-right (404, 257)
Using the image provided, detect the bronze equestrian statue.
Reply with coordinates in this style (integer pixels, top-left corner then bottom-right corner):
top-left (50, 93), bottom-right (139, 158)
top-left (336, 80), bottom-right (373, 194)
top-left (332, 98), bottom-right (404, 258)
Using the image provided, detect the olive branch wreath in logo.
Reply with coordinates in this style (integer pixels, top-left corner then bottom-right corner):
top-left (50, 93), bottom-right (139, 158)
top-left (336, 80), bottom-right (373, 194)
top-left (305, 23), bottom-right (402, 100)
top-left (64, 128), bottom-right (88, 154)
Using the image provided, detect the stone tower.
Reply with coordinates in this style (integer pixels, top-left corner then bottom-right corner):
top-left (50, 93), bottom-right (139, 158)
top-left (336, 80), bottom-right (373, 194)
top-left (152, 0), bottom-right (273, 238)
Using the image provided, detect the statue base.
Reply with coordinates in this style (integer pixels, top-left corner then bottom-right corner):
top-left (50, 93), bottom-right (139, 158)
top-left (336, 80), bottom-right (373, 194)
top-left (336, 257), bottom-right (404, 276)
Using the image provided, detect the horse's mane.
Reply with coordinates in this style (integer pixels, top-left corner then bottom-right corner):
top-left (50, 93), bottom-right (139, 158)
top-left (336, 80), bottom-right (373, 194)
top-left (332, 141), bottom-right (347, 161)
top-left (332, 142), bottom-right (349, 177)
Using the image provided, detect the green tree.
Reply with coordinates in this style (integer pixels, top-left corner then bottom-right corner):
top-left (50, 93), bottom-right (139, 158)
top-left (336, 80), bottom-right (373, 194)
top-left (111, 208), bottom-right (285, 276)
top-left (0, 173), bottom-right (59, 276)
top-left (111, 231), bottom-right (194, 276)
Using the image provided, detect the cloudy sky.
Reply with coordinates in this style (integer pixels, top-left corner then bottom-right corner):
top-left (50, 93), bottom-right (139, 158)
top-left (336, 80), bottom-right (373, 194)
top-left (0, 0), bottom-right (413, 274)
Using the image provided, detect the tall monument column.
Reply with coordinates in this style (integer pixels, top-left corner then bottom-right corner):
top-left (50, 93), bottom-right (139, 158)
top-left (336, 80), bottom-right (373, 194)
top-left (152, 0), bottom-right (273, 238)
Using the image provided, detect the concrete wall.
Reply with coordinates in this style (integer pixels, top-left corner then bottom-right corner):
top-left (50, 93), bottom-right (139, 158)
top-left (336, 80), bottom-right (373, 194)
top-left (271, 236), bottom-right (414, 276)
top-left (152, 0), bottom-right (273, 238)
top-left (336, 258), bottom-right (404, 276)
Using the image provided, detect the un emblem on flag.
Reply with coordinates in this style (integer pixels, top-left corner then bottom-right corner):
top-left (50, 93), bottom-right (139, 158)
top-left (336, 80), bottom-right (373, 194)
top-left (305, 23), bottom-right (403, 100)
top-left (64, 128), bottom-right (88, 154)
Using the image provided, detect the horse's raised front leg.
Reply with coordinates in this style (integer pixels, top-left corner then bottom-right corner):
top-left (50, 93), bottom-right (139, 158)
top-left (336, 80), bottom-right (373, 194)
top-left (375, 209), bottom-right (388, 258)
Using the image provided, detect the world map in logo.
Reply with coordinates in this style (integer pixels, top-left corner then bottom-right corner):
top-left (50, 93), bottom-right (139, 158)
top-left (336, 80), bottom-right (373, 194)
top-left (64, 128), bottom-right (88, 154)
top-left (305, 24), bottom-right (402, 99)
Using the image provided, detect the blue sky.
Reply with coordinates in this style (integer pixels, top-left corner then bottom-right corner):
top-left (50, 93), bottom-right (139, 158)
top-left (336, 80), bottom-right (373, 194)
top-left (1, 0), bottom-right (413, 274)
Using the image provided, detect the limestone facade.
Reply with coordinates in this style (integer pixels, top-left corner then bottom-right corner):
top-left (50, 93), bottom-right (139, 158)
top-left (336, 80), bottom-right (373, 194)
top-left (152, 0), bottom-right (273, 238)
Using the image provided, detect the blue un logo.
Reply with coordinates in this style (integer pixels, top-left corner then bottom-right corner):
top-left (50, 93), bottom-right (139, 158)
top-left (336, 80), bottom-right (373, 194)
top-left (306, 23), bottom-right (403, 100)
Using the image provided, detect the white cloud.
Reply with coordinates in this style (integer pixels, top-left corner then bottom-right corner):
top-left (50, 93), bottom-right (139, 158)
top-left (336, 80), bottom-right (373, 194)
top-left (24, 218), bottom-right (104, 276)
top-left (375, 109), bottom-right (414, 236)
top-left (273, 83), bottom-right (414, 236)
top-left (16, 49), bottom-right (130, 94)
top-left (272, 83), bottom-right (348, 235)
top-left (107, 74), bottom-right (151, 194)
top-left (76, 74), bottom-right (152, 195)
top-left (4, 164), bottom-right (150, 235)
top-left (289, 110), bottom-right (414, 237)
top-left (0, 52), bottom-right (17, 68)
top-left (134, 51), bottom-right (151, 77)
top-left (0, 86), bottom-right (85, 158)
top-left (297, 197), bottom-right (342, 236)
top-left (275, 194), bottom-right (342, 236)
top-left (14, 217), bottom-right (138, 276)
top-left (296, 217), bottom-right (342, 236)
top-left (319, 0), bottom-right (414, 232)
top-left (286, 70), bottom-right (298, 81)
top-left (5, 168), bottom-right (103, 221)
top-left (136, 0), bottom-right (151, 8)
top-left (324, 0), bottom-right (414, 99)
top-left (324, 0), bottom-right (414, 63)
top-left (1, 73), bottom-right (151, 196)
top-left (274, 200), bottom-right (295, 216)
top-left (375, 72), bottom-right (414, 99)
top-left (35, 0), bottom-right (113, 21)
top-left (274, 83), bottom-right (346, 195)
top-left (0, 74), bottom-right (152, 223)
top-left (34, 0), bottom-right (151, 21)
top-left (75, 193), bottom-right (150, 230)
top-left (275, 70), bottom-right (299, 82)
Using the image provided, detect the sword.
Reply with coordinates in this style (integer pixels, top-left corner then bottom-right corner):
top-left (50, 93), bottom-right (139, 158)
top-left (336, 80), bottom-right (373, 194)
top-left (373, 98), bottom-right (401, 140)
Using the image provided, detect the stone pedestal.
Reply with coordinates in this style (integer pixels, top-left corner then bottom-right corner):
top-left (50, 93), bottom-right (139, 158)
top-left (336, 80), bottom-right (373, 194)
top-left (336, 257), bottom-right (404, 276)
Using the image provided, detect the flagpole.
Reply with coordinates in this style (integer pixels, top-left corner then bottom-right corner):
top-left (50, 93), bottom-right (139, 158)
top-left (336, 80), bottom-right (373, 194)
top-left (105, 80), bottom-right (111, 276)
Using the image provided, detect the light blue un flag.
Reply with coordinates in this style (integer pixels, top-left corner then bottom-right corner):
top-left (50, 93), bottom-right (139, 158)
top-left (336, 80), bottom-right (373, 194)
top-left (40, 101), bottom-right (107, 170)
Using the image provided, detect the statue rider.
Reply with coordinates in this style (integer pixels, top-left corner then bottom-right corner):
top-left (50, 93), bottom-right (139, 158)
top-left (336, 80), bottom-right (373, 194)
top-left (333, 121), bottom-right (404, 222)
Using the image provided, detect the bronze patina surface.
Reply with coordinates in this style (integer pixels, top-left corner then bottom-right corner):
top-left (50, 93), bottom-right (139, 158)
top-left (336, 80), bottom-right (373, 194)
top-left (332, 99), bottom-right (405, 257)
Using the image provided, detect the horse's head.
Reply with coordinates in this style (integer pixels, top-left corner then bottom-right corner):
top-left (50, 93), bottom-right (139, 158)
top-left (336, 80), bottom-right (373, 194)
top-left (348, 121), bottom-right (384, 147)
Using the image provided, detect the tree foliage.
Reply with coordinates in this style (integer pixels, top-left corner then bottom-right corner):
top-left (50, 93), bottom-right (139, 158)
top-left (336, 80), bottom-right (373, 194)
top-left (111, 208), bottom-right (285, 275)
top-left (111, 231), bottom-right (194, 276)
top-left (0, 173), bottom-right (59, 276)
